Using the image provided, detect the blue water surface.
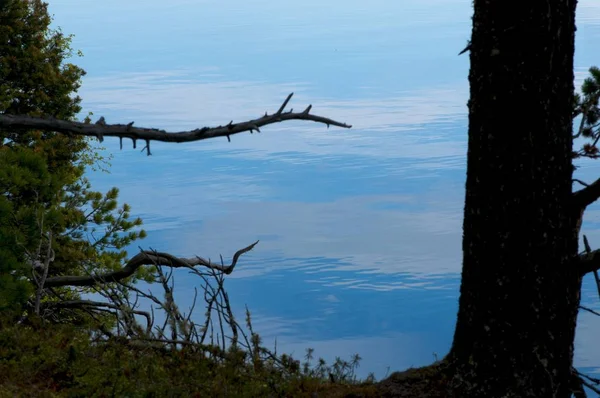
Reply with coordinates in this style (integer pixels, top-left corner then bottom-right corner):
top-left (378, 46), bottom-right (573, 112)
top-left (47, 0), bottom-right (600, 381)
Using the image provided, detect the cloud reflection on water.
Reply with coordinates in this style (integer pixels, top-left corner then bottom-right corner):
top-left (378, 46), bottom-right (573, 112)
top-left (50, 0), bottom-right (600, 382)
top-left (79, 71), bottom-right (468, 170)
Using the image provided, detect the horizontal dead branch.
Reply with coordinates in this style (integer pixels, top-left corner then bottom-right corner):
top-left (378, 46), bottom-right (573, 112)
top-left (42, 299), bottom-right (122, 310)
top-left (43, 240), bottom-right (259, 288)
top-left (0, 93), bottom-right (351, 155)
top-left (573, 177), bottom-right (600, 209)
top-left (579, 305), bottom-right (600, 317)
top-left (42, 299), bottom-right (152, 332)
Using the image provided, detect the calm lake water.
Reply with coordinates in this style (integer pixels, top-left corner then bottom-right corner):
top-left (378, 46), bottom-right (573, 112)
top-left (49, 0), bottom-right (600, 380)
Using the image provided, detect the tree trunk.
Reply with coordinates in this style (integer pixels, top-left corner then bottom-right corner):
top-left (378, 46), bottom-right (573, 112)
top-left (448, 1), bottom-right (581, 397)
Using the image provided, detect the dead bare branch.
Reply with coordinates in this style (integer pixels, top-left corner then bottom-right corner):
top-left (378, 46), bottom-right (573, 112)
top-left (579, 305), bottom-right (600, 317)
top-left (0, 93), bottom-right (351, 155)
top-left (41, 299), bottom-right (152, 332)
top-left (573, 177), bottom-right (600, 209)
top-left (43, 240), bottom-right (259, 288)
top-left (33, 240), bottom-right (295, 376)
top-left (34, 231), bottom-right (54, 315)
top-left (584, 235), bottom-right (600, 298)
top-left (573, 368), bottom-right (600, 396)
top-left (578, 235), bottom-right (600, 277)
top-left (580, 253), bottom-right (600, 275)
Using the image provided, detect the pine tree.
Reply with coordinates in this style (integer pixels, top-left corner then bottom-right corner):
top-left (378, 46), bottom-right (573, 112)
top-left (0, 0), bottom-right (146, 321)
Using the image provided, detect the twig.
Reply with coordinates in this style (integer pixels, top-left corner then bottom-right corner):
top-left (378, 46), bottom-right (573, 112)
top-left (41, 299), bottom-right (152, 332)
top-left (34, 231), bottom-right (54, 315)
top-left (573, 179), bottom-right (590, 187)
top-left (574, 368), bottom-right (600, 395)
top-left (573, 178), bottom-right (600, 210)
top-left (579, 305), bottom-right (600, 317)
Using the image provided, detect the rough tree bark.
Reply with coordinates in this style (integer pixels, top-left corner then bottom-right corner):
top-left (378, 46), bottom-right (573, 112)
top-left (447, 0), bottom-right (580, 397)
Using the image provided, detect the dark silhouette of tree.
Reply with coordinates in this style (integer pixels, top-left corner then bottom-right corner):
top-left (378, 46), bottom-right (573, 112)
top-left (448, 0), bottom-right (583, 396)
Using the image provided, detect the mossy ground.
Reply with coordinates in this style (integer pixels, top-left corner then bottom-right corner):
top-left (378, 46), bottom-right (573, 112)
top-left (0, 322), bottom-right (376, 397)
top-left (0, 321), bottom-right (457, 397)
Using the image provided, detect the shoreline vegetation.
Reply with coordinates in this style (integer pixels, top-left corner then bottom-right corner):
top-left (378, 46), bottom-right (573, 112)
top-left (0, 1), bottom-right (390, 396)
top-left (3, 0), bottom-right (600, 396)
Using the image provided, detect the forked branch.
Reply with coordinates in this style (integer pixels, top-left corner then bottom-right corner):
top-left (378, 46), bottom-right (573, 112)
top-left (0, 93), bottom-right (352, 155)
top-left (43, 240), bottom-right (259, 288)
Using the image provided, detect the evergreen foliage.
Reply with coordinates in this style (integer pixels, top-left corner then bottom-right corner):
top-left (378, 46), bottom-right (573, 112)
top-left (0, 0), bottom-right (146, 322)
